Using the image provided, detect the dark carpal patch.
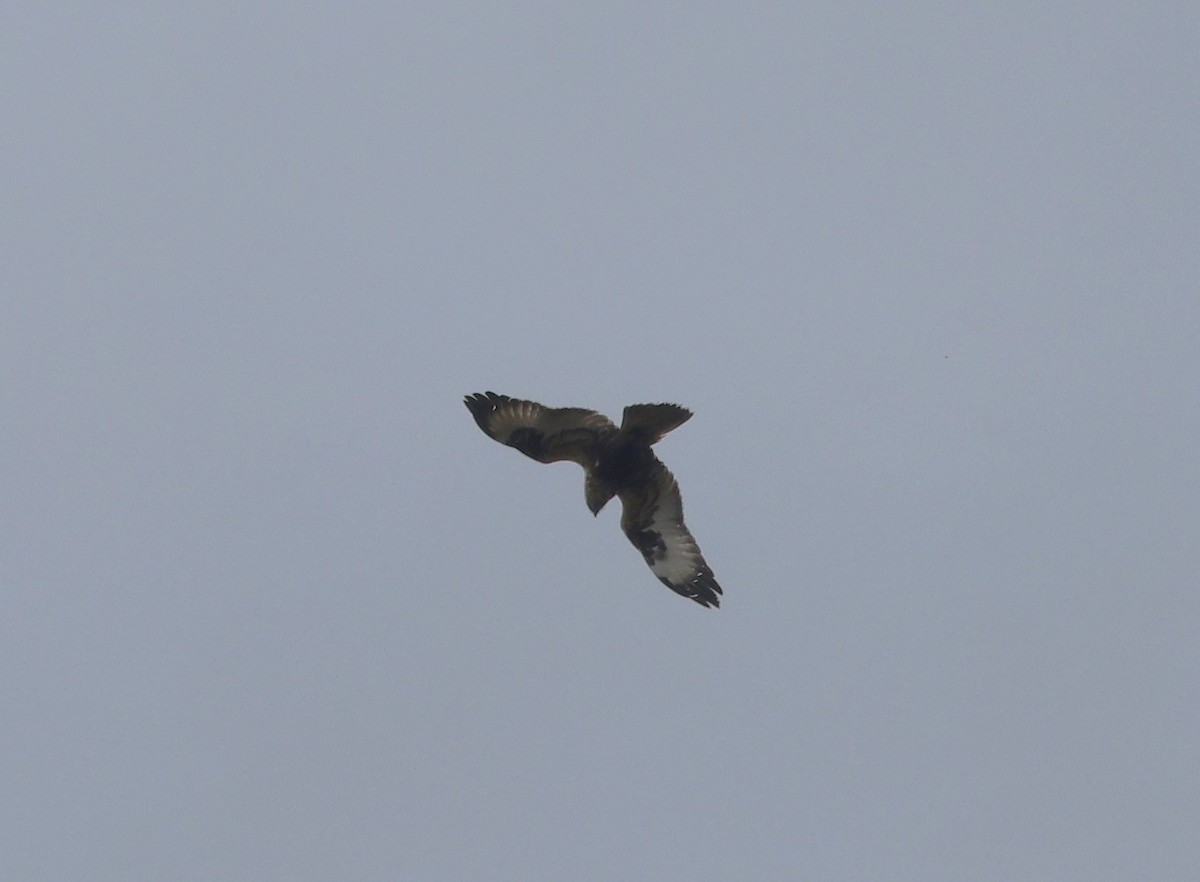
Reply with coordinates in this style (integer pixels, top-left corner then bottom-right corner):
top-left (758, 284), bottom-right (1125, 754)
top-left (629, 527), bottom-right (667, 563)
top-left (505, 426), bottom-right (544, 459)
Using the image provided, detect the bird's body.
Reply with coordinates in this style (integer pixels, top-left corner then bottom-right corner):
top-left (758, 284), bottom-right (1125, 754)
top-left (464, 392), bottom-right (722, 607)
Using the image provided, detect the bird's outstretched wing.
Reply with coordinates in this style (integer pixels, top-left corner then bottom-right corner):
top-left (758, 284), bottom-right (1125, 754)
top-left (619, 460), bottom-right (722, 608)
top-left (618, 403), bottom-right (692, 445)
top-left (463, 392), bottom-right (616, 466)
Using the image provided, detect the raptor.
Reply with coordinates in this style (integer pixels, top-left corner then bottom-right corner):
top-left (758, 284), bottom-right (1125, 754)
top-left (464, 392), bottom-right (722, 607)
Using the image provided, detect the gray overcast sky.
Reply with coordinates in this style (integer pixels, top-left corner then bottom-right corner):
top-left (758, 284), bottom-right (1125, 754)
top-left (4, 3), bottom-right (1198, 880)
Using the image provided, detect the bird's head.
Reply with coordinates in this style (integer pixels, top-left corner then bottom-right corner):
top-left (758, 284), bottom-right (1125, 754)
top-left (585, 476), bottom-right (614, 517)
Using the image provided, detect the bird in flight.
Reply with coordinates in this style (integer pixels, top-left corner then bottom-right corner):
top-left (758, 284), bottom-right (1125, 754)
top-left (463, 392), bottom-right (723, 608)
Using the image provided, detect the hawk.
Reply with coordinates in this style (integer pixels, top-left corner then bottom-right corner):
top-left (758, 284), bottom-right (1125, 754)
top-left (464, 391), bottom-right (723, 608)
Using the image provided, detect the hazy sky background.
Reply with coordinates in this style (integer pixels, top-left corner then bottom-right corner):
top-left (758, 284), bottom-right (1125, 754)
top-left (4, 3), bottom-right (1198, 880)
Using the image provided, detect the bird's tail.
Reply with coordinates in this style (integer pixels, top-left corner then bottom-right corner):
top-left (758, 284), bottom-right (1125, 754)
top-left (619, 403), bottom-right (693, 445)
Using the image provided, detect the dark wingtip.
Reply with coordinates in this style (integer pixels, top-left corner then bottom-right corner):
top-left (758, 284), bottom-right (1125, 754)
top-left (660, 570), bottom-right (722, 609)
top-left (463, 391), bottom-right (505, 432)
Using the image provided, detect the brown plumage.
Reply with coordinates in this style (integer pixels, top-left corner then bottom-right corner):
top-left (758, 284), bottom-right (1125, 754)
top-left (464, 392), bottom-right (723, 608)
